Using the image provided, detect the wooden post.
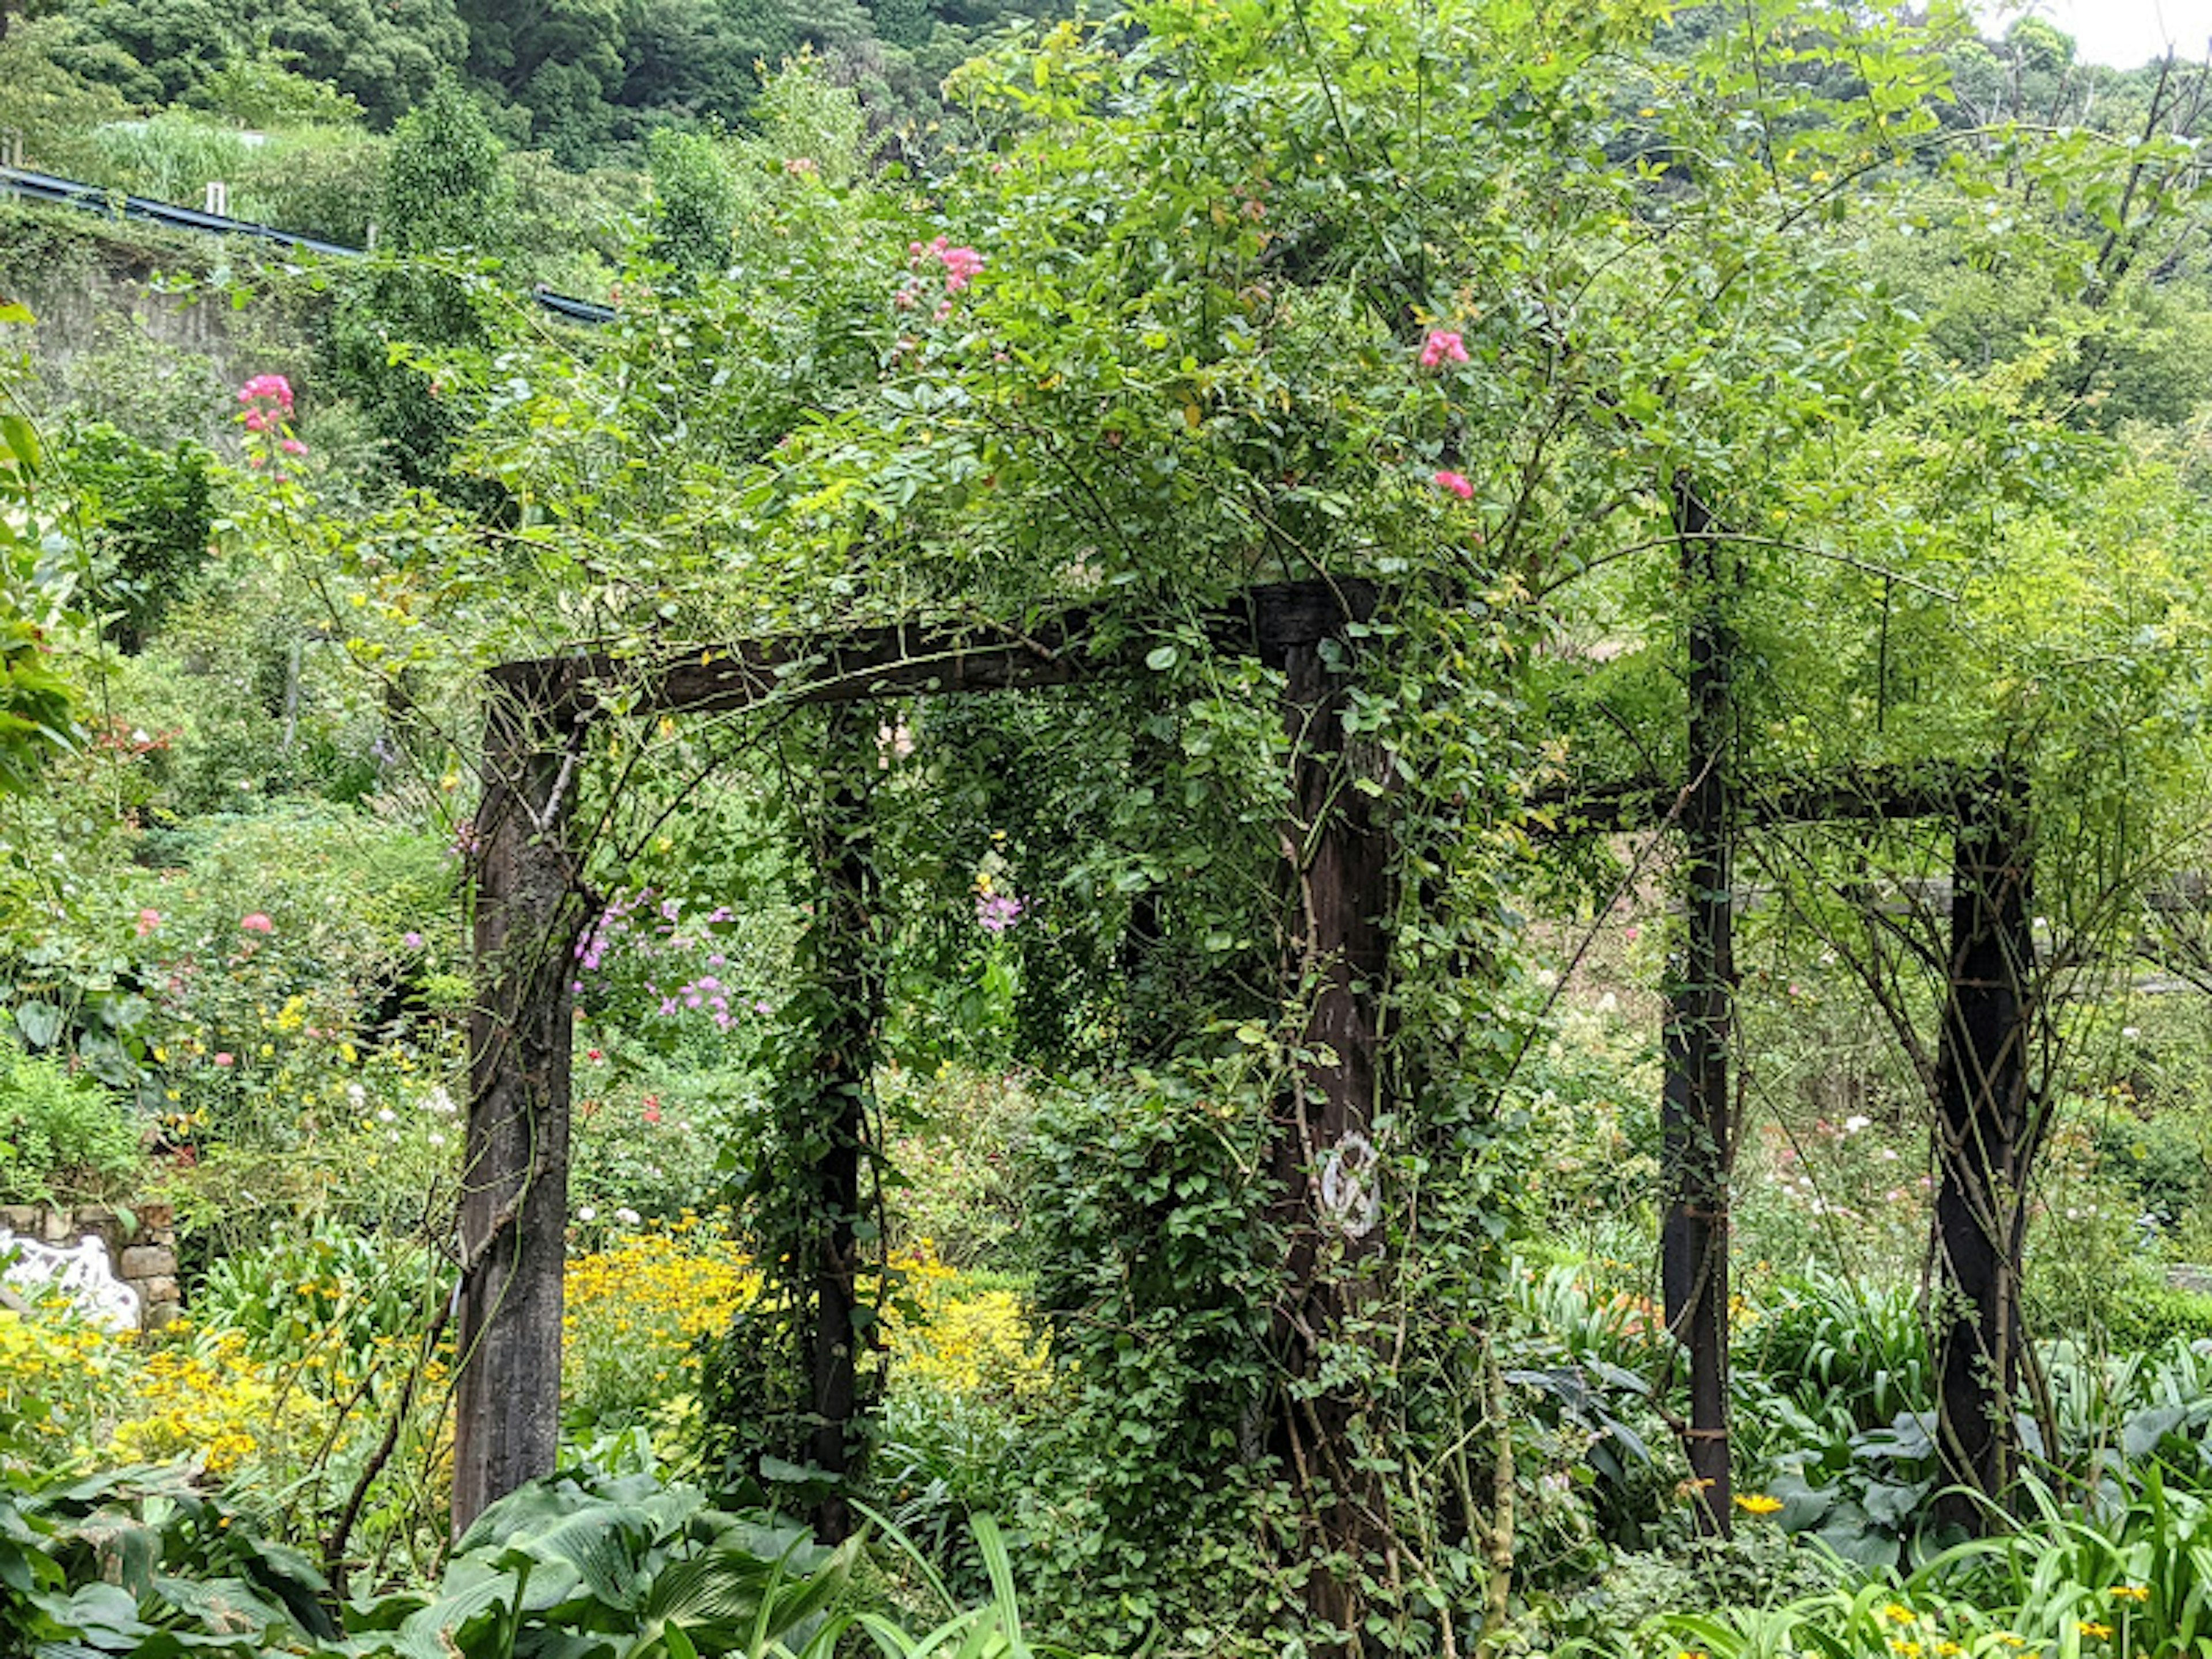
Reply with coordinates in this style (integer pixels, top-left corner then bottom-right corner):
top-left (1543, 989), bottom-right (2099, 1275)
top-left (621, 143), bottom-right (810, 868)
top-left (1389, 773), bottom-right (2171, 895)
top-left (452, 691), bottom-right (586, 1537)
top-left (1931, 771), bottom-right (2033, 1529)
top-left (1660, 476), bottom-right (1734, 1535)
top-left (1273, 632), bottom-right (1393, 1638)
top-left (804, 706), bottom-right (883, 1545)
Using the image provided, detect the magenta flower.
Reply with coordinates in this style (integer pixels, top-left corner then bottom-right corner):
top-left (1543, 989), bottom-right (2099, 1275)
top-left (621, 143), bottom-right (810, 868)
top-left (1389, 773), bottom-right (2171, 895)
top-left (240, 912), bottom-right (274, 934)
top-left (403, 930), bottom-right (424, 949)
top-left (237, 373), bottom-right (294, 412)
top-left (137, 908), bottom-right (162, 937)
top-left (1432, 469), bottom-right (1474, 500)
top-left (280, 438), bottom-right (307, 456)
top-left (1419, 329), bottom-right (1469, 368)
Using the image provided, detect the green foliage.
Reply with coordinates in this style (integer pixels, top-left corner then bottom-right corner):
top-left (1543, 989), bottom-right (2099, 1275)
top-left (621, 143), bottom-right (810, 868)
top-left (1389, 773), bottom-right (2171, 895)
top-left (0, 1035), bottom-right (141, 1203)
top-left (648, 128), bottom-right (740, 284)
top-left (0, 317), bottom-right (89, 800)
top-left (382, 75), bottom-right (510, 255)
top-left (1017, 1067), bottom-right (1289, 1639)
top-left (194, 1225), bottom-right (435, 1368)
top-left (60, 421), bottom-right (215, 652)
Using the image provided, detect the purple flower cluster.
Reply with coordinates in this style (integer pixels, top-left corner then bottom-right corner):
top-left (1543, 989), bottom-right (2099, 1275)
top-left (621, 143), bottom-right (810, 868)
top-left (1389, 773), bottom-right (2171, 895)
top-left (976, 892), bottom-right (1025, 934)
top-left (571, 888), bottom-right (774, 1031)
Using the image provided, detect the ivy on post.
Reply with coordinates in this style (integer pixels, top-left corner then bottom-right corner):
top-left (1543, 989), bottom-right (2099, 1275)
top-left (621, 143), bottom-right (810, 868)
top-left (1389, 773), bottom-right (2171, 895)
top-left (1931, 768), bottom-right (2034, 1531)
top-left (1660, 476), bottom-right (1734, 1536)
top-left (453, 671), bottom-right (590, 1537)
top-left (1269, 588), bottom-right (1393, 1637)
top-left (790, 704), bottom-right (886, 1546)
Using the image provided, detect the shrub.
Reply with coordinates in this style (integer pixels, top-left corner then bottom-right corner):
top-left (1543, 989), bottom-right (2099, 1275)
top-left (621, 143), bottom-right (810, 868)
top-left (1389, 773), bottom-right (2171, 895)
top-left (0, 1037), bottom-right (142, 1203)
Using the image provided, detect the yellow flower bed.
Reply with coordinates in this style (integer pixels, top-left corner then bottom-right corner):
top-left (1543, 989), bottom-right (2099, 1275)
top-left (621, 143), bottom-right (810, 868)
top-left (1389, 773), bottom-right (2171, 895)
top-left (109, 1332), bottom-right (282, 1474)
top-left (0, 1304), bottom-right (120, 1452)
top-left (885, 1249), bottom-right (1051, 1403)
top-left (560, 1225), bottom-right (1050, 1424)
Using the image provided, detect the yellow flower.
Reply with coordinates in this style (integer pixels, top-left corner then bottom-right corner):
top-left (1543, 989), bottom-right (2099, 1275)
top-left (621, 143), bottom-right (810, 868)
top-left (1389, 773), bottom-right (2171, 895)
top-left (2079, 1622), bottom-right (2112, 1640)
top-left (1888, 1642), bottom-right (1921, 1658)
top-left (1734, 1493), bottom-right (1783, 1516)
top-left (1883, 1605), bottom-right (1915, 1625)
top-left (2111, 1585), bottom-right (2150, 1603)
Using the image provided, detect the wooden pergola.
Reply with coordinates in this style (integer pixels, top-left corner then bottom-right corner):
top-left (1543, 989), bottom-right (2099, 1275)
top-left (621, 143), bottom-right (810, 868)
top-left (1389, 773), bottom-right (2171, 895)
top-left (451, 560), bottom-right (2039, 1580)
top-left (451, 578), bottom-right (1397, 1558)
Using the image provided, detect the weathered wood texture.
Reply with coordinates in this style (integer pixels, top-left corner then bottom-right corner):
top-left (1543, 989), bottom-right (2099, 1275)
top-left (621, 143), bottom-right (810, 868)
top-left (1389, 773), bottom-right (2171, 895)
top-left (1271, 631), bottom-right (1395, 1634)
top-left (453, 694), bottom-right (589, 1537)
top-left (486, 580), bottom-right (1381, 720)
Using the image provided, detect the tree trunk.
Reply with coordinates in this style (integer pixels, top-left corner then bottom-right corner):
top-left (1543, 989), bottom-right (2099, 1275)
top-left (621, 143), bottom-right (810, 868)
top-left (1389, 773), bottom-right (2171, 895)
top-left (453, 695), bottom-right (586, 1538)
top-left (1660, 476), bottom-right (1734, 1536)
top-left (1931, 773), bottom-right (2033, 1531)
top-left (1272, 635), bottom-right (1395, 1641)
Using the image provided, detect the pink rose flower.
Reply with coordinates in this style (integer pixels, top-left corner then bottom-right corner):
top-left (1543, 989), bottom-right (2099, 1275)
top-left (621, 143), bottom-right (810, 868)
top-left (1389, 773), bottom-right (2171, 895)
top-left (1419, 329), bottom-right (1469, 368)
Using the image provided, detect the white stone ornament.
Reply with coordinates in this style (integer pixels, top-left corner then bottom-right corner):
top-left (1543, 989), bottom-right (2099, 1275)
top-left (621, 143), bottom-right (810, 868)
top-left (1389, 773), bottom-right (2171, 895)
top-left (0, 1230), bottom-right (141, 1332)
top-left (1319, 1131), bottom-right (1382, 1240)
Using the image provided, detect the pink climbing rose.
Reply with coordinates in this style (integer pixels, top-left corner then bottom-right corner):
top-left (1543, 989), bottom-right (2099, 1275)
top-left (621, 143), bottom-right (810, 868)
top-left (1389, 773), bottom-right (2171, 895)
top-left (1432, 469), bottom-right (1474, 499)
top-left (237, 373), bottom-right (294, 412)
top-left (1419, 329), bottom-right (1469, 368)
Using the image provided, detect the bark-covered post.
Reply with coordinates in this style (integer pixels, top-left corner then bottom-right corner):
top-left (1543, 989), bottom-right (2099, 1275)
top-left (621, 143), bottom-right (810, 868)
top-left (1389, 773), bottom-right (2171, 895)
top-left (1931, 770), bottom-right (2033, 1529)
top-left (1661, 477), bottom-right (1735, 1535)
top-left (800, 706), bottom-right (884, 1545)
top-left (453, 677), bottom-right (589, 1537)
top-left (1272, 620), bottom-right (1394, 1637)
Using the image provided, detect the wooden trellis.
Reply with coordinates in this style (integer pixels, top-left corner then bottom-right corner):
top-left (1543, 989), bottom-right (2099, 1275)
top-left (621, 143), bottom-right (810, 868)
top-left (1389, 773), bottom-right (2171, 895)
top-left (1565, 755), bottom-right (2032, 1533)
top-left (454, 579), bottom-right (1385, 1541)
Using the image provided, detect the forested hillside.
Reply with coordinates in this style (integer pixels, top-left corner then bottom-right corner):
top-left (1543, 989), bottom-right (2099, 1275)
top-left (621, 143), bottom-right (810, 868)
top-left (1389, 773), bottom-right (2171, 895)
top-left (9, 3), bottom-right (2212, 1657)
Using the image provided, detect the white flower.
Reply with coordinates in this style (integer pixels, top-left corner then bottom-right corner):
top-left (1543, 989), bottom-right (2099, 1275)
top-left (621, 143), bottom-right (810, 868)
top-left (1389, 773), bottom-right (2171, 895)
top-left (577, 1206), bottom-right (597, 1222)
top-left (376, 1107), bottom-right (397, 1123)
top-left (347, 1082), bottom-right (367, 1110)
top-left (2123, 1027), bottom-right (2141, 1040)
top-left (1843, 1114), bottom-right (1871, 1134)
top-left (427, 1131), bottom-right (446, 1147)
top-left (425, 1086), bottom-right (457, 1115)
top-left (615, 1207), bottom-right (641, 1226)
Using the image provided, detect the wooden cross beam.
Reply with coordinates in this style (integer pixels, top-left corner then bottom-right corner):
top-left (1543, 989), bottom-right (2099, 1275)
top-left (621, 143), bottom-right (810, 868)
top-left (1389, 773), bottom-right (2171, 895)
top-left (484, 578), bottom-right (1381, 721)
top-left (1544, 760), bottom-right (1999, 835)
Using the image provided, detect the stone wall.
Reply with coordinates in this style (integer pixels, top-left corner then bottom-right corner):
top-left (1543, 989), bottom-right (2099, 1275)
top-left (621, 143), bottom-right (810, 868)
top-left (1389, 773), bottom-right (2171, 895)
top-left (0, 1201), bottom-right (182, 1330)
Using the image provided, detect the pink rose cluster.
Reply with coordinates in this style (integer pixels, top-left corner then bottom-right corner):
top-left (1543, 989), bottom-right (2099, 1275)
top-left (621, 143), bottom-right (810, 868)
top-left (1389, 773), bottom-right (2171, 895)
top-left (1419, 329), bottom-right (1469, 369)
top-left (236, 374), bottom-right (308, 466)
top-left (897, 236), bottom-right (986, 321)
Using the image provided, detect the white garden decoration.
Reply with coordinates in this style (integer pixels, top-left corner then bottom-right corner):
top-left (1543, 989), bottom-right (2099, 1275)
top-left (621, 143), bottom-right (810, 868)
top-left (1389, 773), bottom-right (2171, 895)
top-left (0, 1229), bottom-right (141, 1331)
